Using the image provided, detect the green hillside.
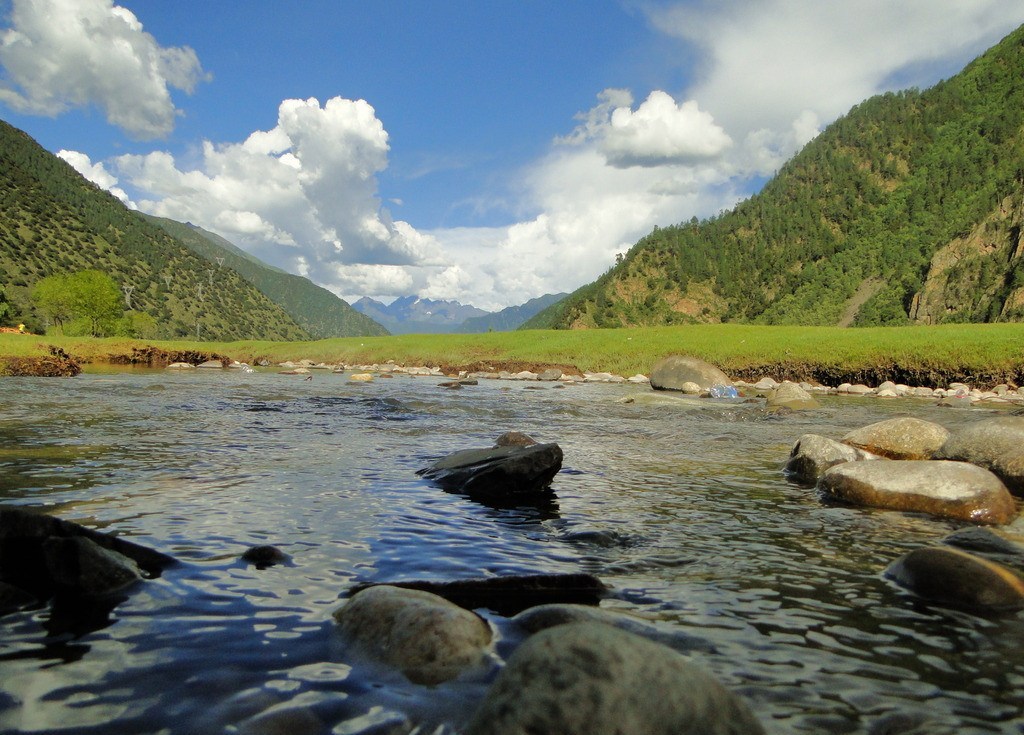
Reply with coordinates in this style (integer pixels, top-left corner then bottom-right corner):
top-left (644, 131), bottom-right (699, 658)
top-left (528, 25), bottom-right (1024, 330)
top-left (0, 120), bottom-right (310, 340)
top-left (143, 216), bottom-right (389, 338)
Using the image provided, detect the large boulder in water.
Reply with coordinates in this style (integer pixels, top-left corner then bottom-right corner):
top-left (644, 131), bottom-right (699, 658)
top-left (841, 417), bottom-right (950, 460)
top-left (650, 355), bottom-right (732, 393)
top-left (465, 622), bottom-right (764, 735)
top-left (417, 442), bottom-right (563, 499)
top-left (934, 416), bottom-right (1024, 495)
top-left (333, 585), bottom-right (493, 685)
top-left (818, 460), bottom-right (1016, 525)
top-left (885, 546), bottom-right (1024, 612)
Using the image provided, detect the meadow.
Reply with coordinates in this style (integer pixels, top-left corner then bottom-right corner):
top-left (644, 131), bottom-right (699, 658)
top-left (3, 323), bottom-right (1024, 387)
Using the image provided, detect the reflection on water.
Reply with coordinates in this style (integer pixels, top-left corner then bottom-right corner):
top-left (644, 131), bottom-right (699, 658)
top-left (1, 370), bottom-right (1022, 734)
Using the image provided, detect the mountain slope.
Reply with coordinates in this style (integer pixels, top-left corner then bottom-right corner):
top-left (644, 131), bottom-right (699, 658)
top-left (529, 24), bottom-right (1024, 329)
top-left (459, 293), bottom-right (567, 332)
top-left (143, 216), bottom-right (389, 338)
top-left (0, 119), bottom-right (309, 340)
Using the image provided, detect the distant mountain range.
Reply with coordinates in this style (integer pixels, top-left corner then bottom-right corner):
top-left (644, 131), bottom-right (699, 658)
top-left (352, 293), bottom-right (566, 333)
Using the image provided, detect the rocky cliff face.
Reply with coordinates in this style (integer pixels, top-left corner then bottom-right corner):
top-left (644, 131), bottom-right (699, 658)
top-left (910, 193), bottom-right (1024, 324)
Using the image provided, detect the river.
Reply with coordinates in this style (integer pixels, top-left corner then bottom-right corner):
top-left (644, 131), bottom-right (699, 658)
top-left (0, 369), bottom-right (1022, 734)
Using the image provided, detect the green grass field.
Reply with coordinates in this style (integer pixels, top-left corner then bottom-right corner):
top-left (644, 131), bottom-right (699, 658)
top-left (3, 323), bottom-right (1024, 386)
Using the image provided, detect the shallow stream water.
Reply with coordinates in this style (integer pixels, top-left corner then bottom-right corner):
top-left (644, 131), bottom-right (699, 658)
top-left (0, 369), bottom-right (1022, 734)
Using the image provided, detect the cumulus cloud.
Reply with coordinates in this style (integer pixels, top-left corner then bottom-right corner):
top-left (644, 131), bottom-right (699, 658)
top-left (647, 0), bottom-right (1024, 141)
top-left (113, 96), bottom-right (447, 300)
top-left (57, 149), bottom-right (135, 207)
top-left (562, 89), bottom-right (732, 168)
top-left (0, 0), bottom-right (206, 139)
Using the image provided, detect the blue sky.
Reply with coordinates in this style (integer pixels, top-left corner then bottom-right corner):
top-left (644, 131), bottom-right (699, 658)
top-left (2, 1), bottom-right (1023, 310)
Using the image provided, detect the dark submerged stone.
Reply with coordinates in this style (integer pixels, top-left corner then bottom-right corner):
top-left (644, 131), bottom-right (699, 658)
top-left (417, 442), bottom-right (563, 499)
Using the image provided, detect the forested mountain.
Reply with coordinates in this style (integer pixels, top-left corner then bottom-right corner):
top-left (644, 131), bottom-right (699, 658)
top-left (143, 216), bottom-right (388, 339)
top-left (0, 120), bottom-right (309, 340)
top-left (527, 25), bottom-right (1024, 329)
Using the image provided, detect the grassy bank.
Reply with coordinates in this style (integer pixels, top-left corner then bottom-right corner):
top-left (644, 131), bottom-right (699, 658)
top-left (3, 323), bottom-right (1024, 386)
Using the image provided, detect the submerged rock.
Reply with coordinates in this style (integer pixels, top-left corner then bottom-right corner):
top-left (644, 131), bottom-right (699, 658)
top-left (333, 585), bottom-right (493, 685)
top-left (841, 417), bottom-right (950, 460)
top-left (417, 442), bottom-right (563, 499)
top-left (0, 507), bottom-right (174, 598)
top-left (766, 382), bottom-right (820, 411)
top-left (465, 622), bottom-right (764, 735)
top-left (494, 431), bottom-right (538, 448)
top-left (42, 536), bottom-right (142, 596)
top-left (352, 573), bottom-right (608, 617)
top-left (885, 546), bottom-right (1024, 612)
top-left (512, 603), bottom-right (716, 654)
top-left (934, 416), bottom-right (1024, 495)
top-left (241, 545), bottom-right (289, 568)
top-left (650, 355), bottom-right (733, 393)
top-left (818, 460), bottom-right (1016, 525)
top-left (785, 434), bottom-right (882, 484)
top-left (941, 527), bottom-right (1024, 558)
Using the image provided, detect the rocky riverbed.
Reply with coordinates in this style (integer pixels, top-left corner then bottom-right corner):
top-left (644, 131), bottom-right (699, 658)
top-left (2, 356), bottom-right (1023, 734)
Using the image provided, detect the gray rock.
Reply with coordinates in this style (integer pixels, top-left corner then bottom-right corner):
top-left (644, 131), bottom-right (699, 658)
top-left (333, 585), bottom-right (493, 685)
top-left (512, 603), bottom-right (716, 654)
top-left (818, 460), bottom-right (1017, 525)
top-left (785, 434), bottom-right (882, 484)
top-left (538, 368), bottom-right (563, 381)
top-left (650, 355), bottom-right (733, 393)
top-left (494, 431), bottom-right (538, 448)
top-left (42, 536), bottom-right (142, 596)
top-left (766, 382), bottom-right (820, 411)
top-left (417, 443), bottom-right (563, 499)
top-left (465, 622), bottom-right (764, 735)
top-left (934, 416), bottom-right (1024, 495)
top-left (941, 527), bottom-right (1024, 557)
top-left (841, 417), bottom-right (950, 460)
top-left (885, 546), bottom-right (1024, 611)
top-left (197, 359), bottom-right (225, 369)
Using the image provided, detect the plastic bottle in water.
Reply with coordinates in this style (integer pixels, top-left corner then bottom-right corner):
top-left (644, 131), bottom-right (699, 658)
top-left (709, 384), bottom-right (739, 399)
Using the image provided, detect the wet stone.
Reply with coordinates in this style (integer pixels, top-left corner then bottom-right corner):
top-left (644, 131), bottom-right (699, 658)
top-left (841, 417), bottom-right (950, 460)
top-left (885, 546), bottom-right (1024, 612)
top-left (465, 622), bottom-right (764, 735)
top-left (818, 460), bottom-right (1017, 525)
top-left (333, 585), bottom-right (493, 685)
top-left (785, 434), bottom-right (882, 484)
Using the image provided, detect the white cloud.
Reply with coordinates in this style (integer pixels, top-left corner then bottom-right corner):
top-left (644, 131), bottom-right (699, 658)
top-left (562, 89), bottom-right (732, 168)
top-left (0, 0), bottom-right (207, 139)
top-left (647, 0), bottom-right (1024, 139)
top-left (113, 96), bottom-right (449, 302)
top-left (57, 149), bottom-right (134, 207)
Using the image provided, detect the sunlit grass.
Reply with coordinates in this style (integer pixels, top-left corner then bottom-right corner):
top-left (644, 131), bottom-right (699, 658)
top-left (3, 323), bottom-right (1024, 384)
